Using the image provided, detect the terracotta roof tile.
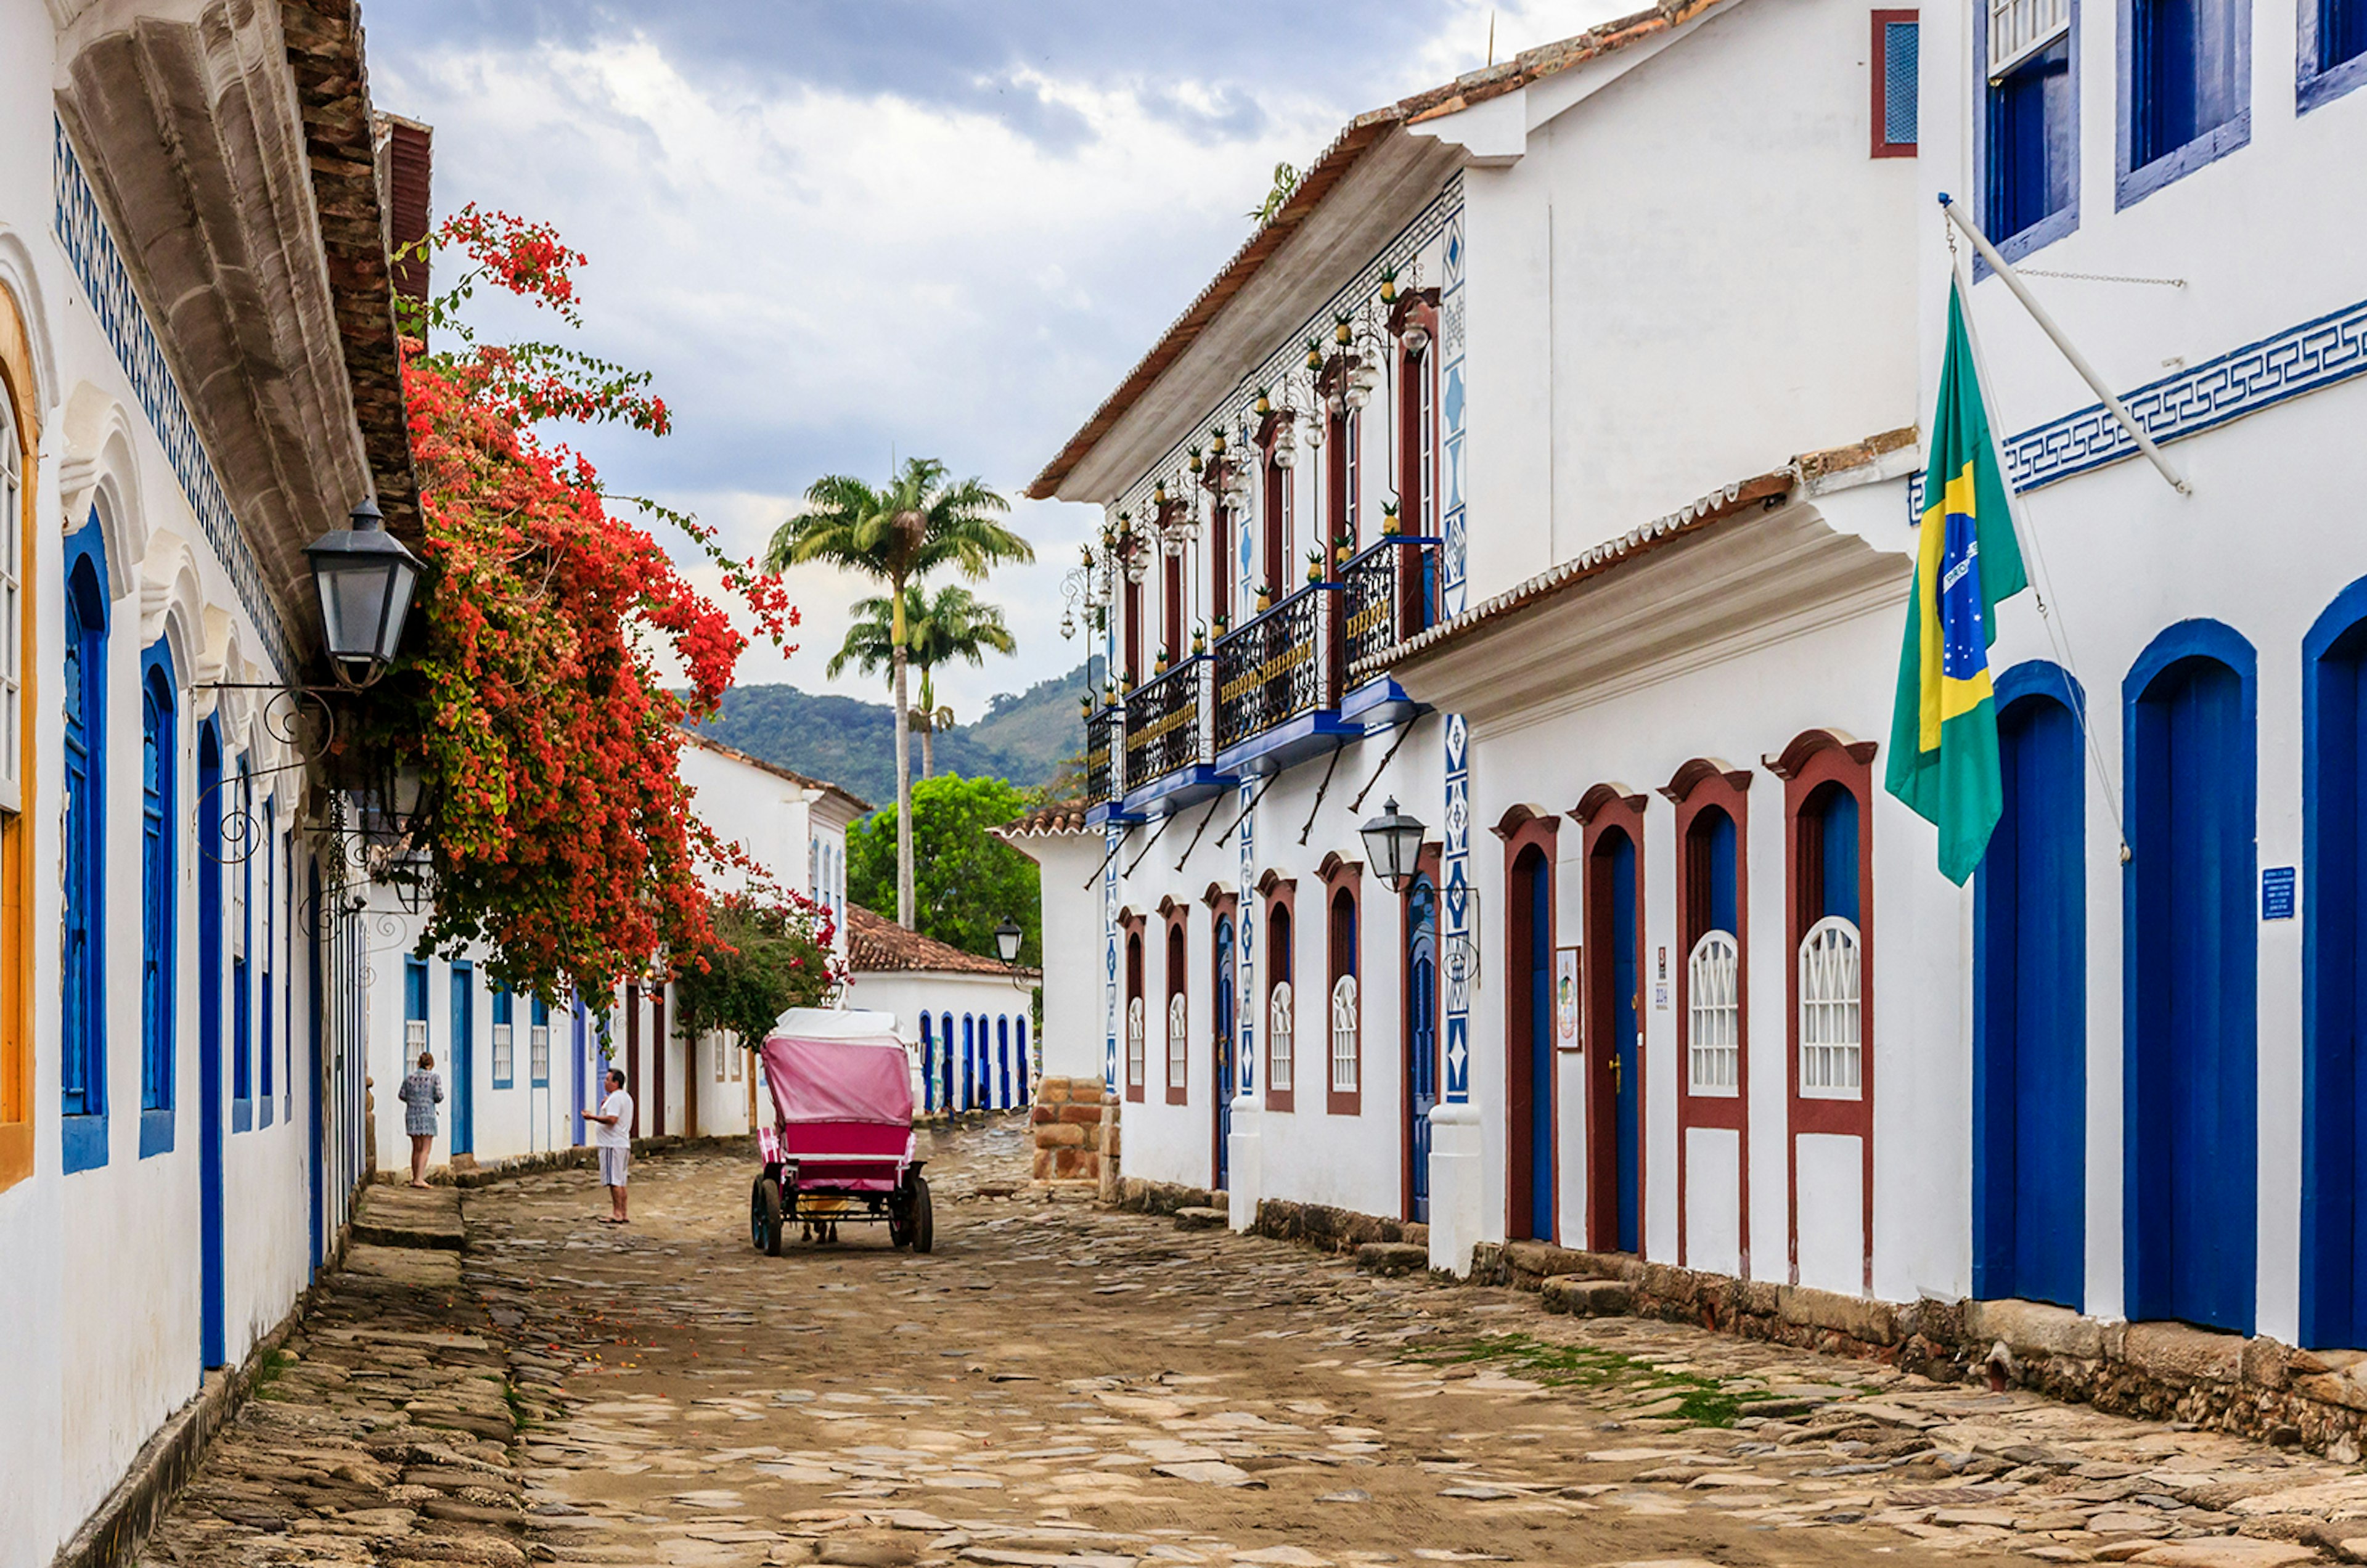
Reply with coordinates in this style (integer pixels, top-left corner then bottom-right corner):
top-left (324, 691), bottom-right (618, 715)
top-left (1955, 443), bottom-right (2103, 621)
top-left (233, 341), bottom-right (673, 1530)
top-left (995, 799), bottom-right (1092, 838)
top-left (1025, 1), bottom-right (1735, 500)
top-left (845, 904), bottom-right (1037, 979)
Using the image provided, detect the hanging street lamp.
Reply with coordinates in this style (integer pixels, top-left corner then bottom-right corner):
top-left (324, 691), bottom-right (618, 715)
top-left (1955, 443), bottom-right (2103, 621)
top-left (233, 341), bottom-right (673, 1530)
top-left (304, 496), bottom-right (422, 689)
top-left (1359, 797), bottom-right (1426, 894)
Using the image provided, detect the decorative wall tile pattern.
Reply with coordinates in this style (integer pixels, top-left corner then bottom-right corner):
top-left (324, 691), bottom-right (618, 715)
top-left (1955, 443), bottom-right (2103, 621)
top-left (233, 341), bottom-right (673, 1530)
top-left (1442, 712), bottom-right (1472, 1103)
top-left (53, 120), bottom-right (295, 679)
top-left (1104, 823), bottom-right (1122, 1092)
top-left (1236, 777), bottom-right (1256, 1096)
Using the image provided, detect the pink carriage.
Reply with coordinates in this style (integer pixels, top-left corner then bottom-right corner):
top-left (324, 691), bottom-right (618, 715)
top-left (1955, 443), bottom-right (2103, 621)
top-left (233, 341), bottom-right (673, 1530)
top-left (748, 1011), bottom-right (933, 1254)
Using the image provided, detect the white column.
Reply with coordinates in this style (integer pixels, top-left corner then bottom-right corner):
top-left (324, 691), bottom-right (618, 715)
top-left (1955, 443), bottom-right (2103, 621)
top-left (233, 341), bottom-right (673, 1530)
top-left (1227, 1096), bottom-right (1262, 1232)
top-left (1428, 1102), bottom-right (1485, 1275)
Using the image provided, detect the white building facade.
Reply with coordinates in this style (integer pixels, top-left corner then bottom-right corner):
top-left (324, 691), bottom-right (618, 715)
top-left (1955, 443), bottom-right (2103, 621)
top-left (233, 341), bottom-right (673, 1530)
top-left (0, 4), bottom-right (409, 1563)
top-left (840, 902), bottom-right (1038, 1114)
top-left (1032, 0), bottom-right (2367, 1345)
top-left (361, 734), bottom-right (865, 1165)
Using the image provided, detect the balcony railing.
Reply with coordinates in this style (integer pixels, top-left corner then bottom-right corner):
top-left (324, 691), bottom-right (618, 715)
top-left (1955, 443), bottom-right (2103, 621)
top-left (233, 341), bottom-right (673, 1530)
top-left (1085, 704), bottom-right (1119, 805)
top-left (1125, 656), bottom-right (1212, 788)
top-left (1215, 581), bottom-right (1340, 754)
top-left (1341, 534), bottom-right (1441, 682)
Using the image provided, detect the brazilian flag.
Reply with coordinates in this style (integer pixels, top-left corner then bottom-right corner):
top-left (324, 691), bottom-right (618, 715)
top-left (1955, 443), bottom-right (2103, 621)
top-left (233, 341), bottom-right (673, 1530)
top-left (1885, 276), bottom-right (2030, 885)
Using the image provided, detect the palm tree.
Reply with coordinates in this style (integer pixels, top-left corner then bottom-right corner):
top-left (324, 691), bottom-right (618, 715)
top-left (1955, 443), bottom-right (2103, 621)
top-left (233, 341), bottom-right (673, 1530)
top-left (829, 584), bottom-right (1018, 779)
top-left (771, 458), bottom-right (1029, 926)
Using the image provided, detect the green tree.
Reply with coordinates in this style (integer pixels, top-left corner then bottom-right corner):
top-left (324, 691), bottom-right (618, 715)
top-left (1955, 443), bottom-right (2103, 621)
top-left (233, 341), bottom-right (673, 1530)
top-left (669, 892), bottom-right (847, 1047)
top-left (769, 459), bottom-right (1031, 927)
top-left (848, 775), bottom-right (1042, 966)
top-left (829, 583), bottom-right (1016, 779)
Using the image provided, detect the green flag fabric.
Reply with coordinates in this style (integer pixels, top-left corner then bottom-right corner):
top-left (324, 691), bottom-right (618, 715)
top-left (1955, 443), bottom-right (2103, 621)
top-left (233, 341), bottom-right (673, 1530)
top-left (1884, 276), bottom-right (2030, 885)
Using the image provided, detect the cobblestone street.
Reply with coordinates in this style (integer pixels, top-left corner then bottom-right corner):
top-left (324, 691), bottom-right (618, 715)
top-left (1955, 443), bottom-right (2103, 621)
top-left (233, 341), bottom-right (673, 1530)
top-left (141, 1121), bottom-right (2367, 1568)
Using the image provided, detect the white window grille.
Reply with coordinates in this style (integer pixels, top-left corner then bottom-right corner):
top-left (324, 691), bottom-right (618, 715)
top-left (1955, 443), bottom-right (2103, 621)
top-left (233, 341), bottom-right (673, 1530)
top-left (531, 1023), bottom-right (550, 1085)
top-left (491, 1021), bottom-right (514, 1085)
top-left (404, 1018), bottom-right (427, 1053)
top-left (0, 390), bottom-right (18, 809)
top-left (1688, 931), bottom-right (1741, 1095)
top-left (1269, 980), bottom-right (1294, 1092)
top-left (713, 1031), bottom-right (727, 1082)
top-left (1167, 992), bottom-right (1188, 1089)
top-left (1330, 974), bottom-right (1359, 1093)
top-left (1127, 995), bottom-right (1146, 1087)
top-left (1990, 0), bottom-right (2070, 80)
top-left (1799, 916), bottom-right (1863, 1098)
top-left (727, 1032), bottom-right (742, 1082)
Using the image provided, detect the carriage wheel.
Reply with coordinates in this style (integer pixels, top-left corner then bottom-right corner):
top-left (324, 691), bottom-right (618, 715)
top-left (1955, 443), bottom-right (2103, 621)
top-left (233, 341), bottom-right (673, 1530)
top-left (888, 1200), bottom-right (912, 1250)
top-left (912, 1175), bottom-right (934, 1254)
top-left (751, 1174), bottom-right (783, 1256)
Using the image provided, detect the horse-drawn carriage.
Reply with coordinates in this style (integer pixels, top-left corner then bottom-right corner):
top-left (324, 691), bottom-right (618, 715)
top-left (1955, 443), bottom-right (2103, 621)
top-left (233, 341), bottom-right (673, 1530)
top-left (749, 1010), bottom-right (933, 1254)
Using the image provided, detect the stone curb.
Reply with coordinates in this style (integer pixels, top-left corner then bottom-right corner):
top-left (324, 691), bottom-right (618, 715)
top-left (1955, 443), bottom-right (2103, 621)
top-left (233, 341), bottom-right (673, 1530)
top-left (46, 1175), bottom-right (371, 1568)
top-left (1147, 1193), bottom-right (2367, 1462)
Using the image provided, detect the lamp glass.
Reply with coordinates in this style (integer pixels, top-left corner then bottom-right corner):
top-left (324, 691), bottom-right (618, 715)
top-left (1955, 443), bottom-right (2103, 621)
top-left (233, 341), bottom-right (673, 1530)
top-left (1359, 797), bottom-right (1426, 892)
top-left (994, 918), bottom-right (1023, 964)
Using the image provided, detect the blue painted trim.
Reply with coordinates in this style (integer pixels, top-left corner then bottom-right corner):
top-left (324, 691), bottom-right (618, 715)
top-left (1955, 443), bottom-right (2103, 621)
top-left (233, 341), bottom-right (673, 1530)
top-left (1995, 657), bottom-right (2088, 714)
top-left (62, 1114), bottom-right (107, 1173)
top-left (1973, 0), bottom-right (2082, 270)
top-left (1213, 709), bottom-right (1362, 780)
top-left (1121, 764), bottom-right (1232, 819)
top-left (2116, 0), bottom-right (2254, 210)
top-left (1339, 676), bottom-right (1425, 728)
top-left (140, 1105), bottom-right (174, 1158)
top-left (2299, 0), bottom-right (2367, 108)
top-left (2122, 617), bottom-right (2259, 1334)
top-left (2299, 575), bottom-right (2367, 1345)
top-left (197, 718), bottom-right (226, 1368)
top-left (141, 642), bottom-right (177, 1138)
top-left (232, 1096), bottom-right (253, 1134)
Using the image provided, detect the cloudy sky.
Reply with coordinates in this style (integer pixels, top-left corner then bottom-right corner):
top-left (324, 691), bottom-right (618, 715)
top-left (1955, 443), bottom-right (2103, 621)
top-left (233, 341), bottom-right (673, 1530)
top-left (364, 0), bottom-right (1633, 716)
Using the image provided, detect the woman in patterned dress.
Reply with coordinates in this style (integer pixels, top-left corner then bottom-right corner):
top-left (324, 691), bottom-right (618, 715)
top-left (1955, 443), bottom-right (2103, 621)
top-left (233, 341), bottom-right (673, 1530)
top-left (398, 1051), bottom-right (443, 1188)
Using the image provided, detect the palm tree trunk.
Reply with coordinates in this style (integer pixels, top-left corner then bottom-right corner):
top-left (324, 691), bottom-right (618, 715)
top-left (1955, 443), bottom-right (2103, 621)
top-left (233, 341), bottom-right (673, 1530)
top-left (891, 584), bottom-right (915, 928)
top-left (920, 724), bottom-right (934, 780)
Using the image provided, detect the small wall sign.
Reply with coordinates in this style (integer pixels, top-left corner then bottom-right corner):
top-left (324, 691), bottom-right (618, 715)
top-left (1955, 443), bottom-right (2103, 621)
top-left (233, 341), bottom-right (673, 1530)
top-left (1555, 947), bottom-right (1582, 1052)
top-left (2263, 865), bottom-right (2297, 921)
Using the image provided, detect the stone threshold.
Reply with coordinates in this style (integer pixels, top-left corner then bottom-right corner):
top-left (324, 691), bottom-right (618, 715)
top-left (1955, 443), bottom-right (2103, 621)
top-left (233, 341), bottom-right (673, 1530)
top-left (1188, 1194), bottom-right (2367, 1464)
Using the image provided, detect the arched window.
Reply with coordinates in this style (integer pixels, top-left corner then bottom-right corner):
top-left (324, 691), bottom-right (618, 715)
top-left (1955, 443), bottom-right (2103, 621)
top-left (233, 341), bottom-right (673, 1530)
top-left (1125, 923), bottom-right (1147, 1100)
top-left (1265, 887), bottom-right (1296, 1110)
top-left (1166, 916), bottom-right (1189, 1103)
top-left (1687, 932), bottom-right (1741, 1093)
top-left (920, 1013), bottom-right (936, 1114)
top-left (1326, 871), bottom-right (1360, 1113)
top-left (1797, 783), bottom-right (1862, 1099)
top-left (140, 653), bottom-right (176, 1154)
top-left (61, 531), bottom-right (109, 1172)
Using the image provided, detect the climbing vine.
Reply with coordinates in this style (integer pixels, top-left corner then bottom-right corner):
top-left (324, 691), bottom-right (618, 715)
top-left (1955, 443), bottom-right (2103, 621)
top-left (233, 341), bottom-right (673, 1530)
top-left (669, 888), bottom-right (848, 1048)
top-left (367, 206), bottom-right (798, 1001)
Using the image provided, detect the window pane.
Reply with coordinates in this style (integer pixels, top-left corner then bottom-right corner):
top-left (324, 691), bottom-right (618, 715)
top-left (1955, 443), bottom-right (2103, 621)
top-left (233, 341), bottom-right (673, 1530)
top-left (1885, 22), bottom-right (1921, 145)
top-left (1989, 37), bottom-right (2072, 237)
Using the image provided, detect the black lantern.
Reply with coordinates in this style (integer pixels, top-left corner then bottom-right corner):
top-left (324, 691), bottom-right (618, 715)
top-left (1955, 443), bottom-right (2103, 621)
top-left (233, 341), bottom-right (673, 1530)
top-left (1360, 797), bottom-right (1426, 893)
top-left (305, 497), bottom-right (422, 685)
top-left (994, 917), bottom-right (1024, 966)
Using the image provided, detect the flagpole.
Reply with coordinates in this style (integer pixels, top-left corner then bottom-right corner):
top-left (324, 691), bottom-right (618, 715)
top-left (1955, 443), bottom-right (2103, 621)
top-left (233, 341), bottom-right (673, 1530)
top-left (1936, 194), bottom-right (2191, 497)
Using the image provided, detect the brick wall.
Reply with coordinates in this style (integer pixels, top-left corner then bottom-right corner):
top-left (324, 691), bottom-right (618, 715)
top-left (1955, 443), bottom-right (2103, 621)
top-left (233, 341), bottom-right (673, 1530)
top-left (1029, 1076), bottom-right (1117, 1183)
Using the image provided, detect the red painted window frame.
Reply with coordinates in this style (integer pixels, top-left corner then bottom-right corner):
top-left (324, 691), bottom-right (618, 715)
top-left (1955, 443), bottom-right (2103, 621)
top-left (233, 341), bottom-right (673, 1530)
top-left (1871, 9), bottom-right (1920, 158)
top-left (1773, 730), bottom-right (1878, 1292)
top-left (1498, 807), bottom-right (1562, 1244)
top-left (1576, 785), bottom-right (1650, 1256)
top-left (1663, 759), bottom-right (1753, 1276)
top-left (1321, 854), bottom-right (1363, 1116)
top-left (1164, 904), bottom-right (1190, 1106)
top-left (1123, 913), bottom-right (1147, 1103)
top-left (1261, 874), bottom-right (1298, 1113)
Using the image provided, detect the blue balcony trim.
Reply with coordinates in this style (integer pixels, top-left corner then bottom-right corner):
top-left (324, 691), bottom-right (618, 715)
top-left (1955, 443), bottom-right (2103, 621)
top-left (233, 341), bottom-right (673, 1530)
top-left (1216, 708), bottom-right (1363, 779)
top-left (1121, 764), bottom-right (1233, 819)
top-left (140, 1105), bottom-right (175, 1158)
top-left (1342, 676), bottom-right (1426, 729)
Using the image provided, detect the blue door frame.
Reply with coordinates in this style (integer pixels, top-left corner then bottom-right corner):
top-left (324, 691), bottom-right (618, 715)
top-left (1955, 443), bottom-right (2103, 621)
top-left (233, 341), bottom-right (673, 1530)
top-left (1214, 915), bottom-right (1236, 1189)
top-left (1975, 665), bottom-right (2088, 1309)
top-left (1610, 835), bottom-right (1641, 1254)
top-left (450, 962), bottom-right (475, 1158)
top-left (2304, 581), bottom-right (2367, 1347)
top-left (939, 1013), bottom-right (954, 1111)
top-left (2125, 622), bottom-right (2257, 1334)
top-left (197, 721), bottom-right (226, 1370)
top-left (1507, 846), bottom-right (1555, 1241)
top-left (1407, 880), bottom-right (1437, 1223)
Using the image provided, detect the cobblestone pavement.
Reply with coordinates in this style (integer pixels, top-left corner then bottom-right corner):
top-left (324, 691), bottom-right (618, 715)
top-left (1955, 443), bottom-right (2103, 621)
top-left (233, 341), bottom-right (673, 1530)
top-left (141, 1119), bottom-right (2367, 1568)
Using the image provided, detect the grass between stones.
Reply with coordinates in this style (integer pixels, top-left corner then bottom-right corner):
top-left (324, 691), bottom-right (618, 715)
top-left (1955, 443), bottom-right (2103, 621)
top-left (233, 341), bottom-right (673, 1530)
top-left (1404, 1333), bottom-right (1778, 1427)
top-left (251, 1349), bottom-right (295, 1402)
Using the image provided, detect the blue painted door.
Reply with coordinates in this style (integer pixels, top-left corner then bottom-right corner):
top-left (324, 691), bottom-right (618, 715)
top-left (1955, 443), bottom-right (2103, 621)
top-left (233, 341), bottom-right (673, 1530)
top-left (2128, 651), bottom-right (2255, 1333)
top-left (2306, 608), bottom-right (2367, 1346)
top-left (450, 962), bottom-right (475, 1158)
top-left (197, 725), bottom-right (226, 1370)
top-left (920, 1016), bottom-right (936, 1114)
top-left (571, 1003), bottom-right (587, 1145)
top-left (1976, 684), bottom-right (2086, 1308)
top-left (999, 1018), bottom-right (1013, 1107)
top-left (940, 1013), bottom-right (955, 1110)
top-left (1611, 835), bottom-right (1641, 1254)
top-left (1526, 854), bottom-right (1555, 1238)
top-left (1407, 881), bottom-right (1437, 1222)
top-left (1214, 915), bottom-right (1235, 1190)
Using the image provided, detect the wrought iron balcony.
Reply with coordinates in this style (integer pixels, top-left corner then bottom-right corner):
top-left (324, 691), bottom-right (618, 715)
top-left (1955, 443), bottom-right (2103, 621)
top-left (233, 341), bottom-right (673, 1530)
top-left (1342, 534), bottom-right (1441, 684)
top-left (1124, 656), bottom-right (1214, 790)
top-left (1215, 581), bottom-right (1341, 756)
top-left (1084, 704), bottom-right (1120, 806)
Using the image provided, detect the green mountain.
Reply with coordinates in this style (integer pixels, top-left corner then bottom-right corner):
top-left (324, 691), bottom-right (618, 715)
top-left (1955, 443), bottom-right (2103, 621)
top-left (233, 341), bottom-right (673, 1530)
top-left (689, 658), bottom-right (1097, 810)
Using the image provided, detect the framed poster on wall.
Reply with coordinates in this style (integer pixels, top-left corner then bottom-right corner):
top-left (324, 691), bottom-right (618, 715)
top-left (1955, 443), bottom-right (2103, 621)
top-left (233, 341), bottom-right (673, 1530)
top-left (1555, 945), bottom-right (1582, 1052)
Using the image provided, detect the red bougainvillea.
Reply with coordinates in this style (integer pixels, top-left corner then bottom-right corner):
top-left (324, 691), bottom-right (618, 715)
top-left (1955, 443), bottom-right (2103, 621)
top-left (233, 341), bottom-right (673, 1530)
top-left (378, 206), bottom-right (797, 1000)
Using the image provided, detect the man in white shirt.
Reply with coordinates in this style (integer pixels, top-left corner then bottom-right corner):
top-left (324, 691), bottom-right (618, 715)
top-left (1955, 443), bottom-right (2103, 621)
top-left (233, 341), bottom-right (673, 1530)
top-left (579, 1068), bottom-right (635, 1223)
